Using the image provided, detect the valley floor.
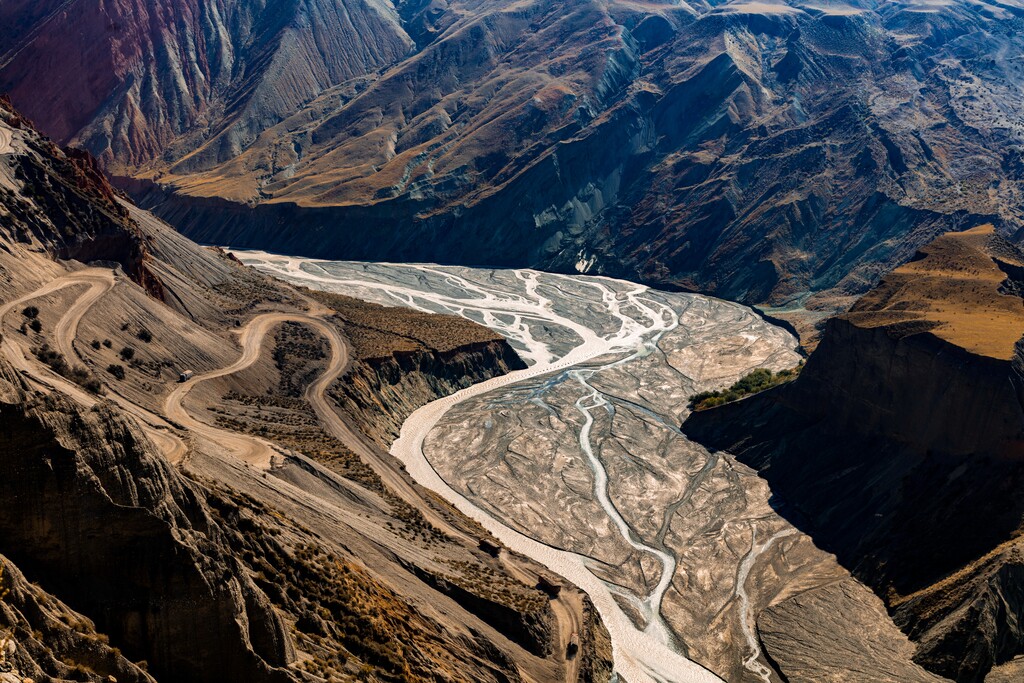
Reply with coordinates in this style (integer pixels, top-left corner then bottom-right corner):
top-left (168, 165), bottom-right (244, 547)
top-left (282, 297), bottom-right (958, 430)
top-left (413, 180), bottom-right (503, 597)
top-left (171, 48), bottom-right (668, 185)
top-left (234, 253), bottom-right (946, 683)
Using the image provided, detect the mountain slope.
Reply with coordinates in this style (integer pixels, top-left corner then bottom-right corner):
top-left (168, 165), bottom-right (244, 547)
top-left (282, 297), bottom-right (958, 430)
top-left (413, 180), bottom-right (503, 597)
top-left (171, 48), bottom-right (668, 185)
top-left (5, 0), bottom-right (1024, 311)
top-left (0, 98), bottom-right (611, 683)
top-left (682, 224), bottom-right (1024, 682)
top-left (0, 0), bottom-right (412, 172)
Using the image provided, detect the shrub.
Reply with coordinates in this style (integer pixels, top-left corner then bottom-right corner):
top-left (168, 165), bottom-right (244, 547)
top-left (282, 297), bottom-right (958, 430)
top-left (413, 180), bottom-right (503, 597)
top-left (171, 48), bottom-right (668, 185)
top-left (29, 318), bottom-right (41, 333)
top-left (79, 376), bottom-right (104, 395)
top-left (22, 305), bottom-right (38, 319)
top-left (689, 363), bottom-right (803, 412)
top-left (107, 364), bottom-right (125, 380)
top-left (90, 340), bottom-right (101, 350)
top-left (32, 344), bottom-right (105, 395)
top-left (119, 346), bottom-right (135, 361)
top-left (33, 343), bottom-right (68, 374)
top-left (102, 339), bottom-right (112, 348)
top-left (136, 328), bottom-right (153, 343)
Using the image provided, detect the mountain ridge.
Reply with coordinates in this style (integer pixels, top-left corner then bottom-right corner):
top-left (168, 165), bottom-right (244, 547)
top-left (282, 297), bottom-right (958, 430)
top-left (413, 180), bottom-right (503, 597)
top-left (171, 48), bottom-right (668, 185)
top-left (6, 0), bottom-right (1024, 310)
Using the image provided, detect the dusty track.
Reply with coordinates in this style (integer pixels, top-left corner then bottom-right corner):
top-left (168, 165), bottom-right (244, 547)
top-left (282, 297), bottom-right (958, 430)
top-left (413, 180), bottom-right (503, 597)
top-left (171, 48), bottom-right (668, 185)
top-left (165, 311), bottom-right (483, 543)
top-left (0, 268), bottom-right (488, 535)
top-left (0, 272), bottom-right (107, 400)
top-left (0, 269), bottom-right (188, 462)
top-left (1, 270), bottom-right (586, 680)
top-left (165, 314), bottom-right (295, 469)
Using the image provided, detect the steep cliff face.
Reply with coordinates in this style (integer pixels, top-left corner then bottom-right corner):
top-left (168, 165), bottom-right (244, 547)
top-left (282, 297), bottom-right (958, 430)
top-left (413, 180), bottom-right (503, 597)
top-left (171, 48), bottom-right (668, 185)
top-left (682, 225), bottom-right (1024, 681)
top-left (334, 340), bottom-right (525, 446)
top-left (0, 360), bottom-right (294, 683)
top-left (0, 99), bottom-right (169, 301)
top-left (0, 553), bottom-right (154, 683)
top-left (301, 287), bottom-right (527, 445)
top-left (7, 0), bottom-right (1023, 308)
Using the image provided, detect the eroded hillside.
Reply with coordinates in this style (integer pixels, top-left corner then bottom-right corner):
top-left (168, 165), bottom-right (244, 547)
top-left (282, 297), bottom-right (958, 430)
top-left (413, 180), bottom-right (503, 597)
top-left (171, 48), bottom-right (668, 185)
top-left (0, 98), bottom-right (611, 683)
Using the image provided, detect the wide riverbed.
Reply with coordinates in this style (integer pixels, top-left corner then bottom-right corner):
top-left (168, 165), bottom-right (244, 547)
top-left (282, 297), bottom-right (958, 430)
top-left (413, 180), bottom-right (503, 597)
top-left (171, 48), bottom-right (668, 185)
top-left (232, 252), bottom-right (844, 683)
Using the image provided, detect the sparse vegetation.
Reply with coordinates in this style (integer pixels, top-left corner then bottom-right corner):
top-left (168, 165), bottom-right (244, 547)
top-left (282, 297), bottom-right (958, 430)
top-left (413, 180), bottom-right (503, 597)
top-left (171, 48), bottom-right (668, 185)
top-left (31, 343), bottom-right (104, 394)
top-left (216, 390), bottom-right (383, 493)
top-left (205, 487), bottom-right (453, 683)
top-left (304, 288), bottom-right (501, 359)
top-left (273, 322), bottom-right (328, 397)
top-left (689, 364), bottom-right (803, 411)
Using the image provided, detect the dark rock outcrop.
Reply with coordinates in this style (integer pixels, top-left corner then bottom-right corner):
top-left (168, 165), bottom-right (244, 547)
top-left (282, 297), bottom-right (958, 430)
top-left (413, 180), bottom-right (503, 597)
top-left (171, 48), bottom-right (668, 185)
top-left (405, 561), bottom-right (554, 657)
top-left (0, 553), bottom-right (155, 683)
top-left (332, 340), bottom-right (526, 446)
top-left (682, 226), bottom-right (1024, 681)
top-left (0, 100), bottom-right (165, 299)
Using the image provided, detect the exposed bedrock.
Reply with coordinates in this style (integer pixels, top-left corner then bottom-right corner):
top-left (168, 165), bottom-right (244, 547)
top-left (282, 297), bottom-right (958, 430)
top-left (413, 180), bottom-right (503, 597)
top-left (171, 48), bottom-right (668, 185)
top-left (331, 339), bottom-right (526, 447)
top-left (0, 552), bottom-right (155, 683)
top-left (0, 0), bottom-right (412, 172)
top-left (0, 360), bottom-right (294, 683)
top-left (683, 229), bottom-right (1024, 681)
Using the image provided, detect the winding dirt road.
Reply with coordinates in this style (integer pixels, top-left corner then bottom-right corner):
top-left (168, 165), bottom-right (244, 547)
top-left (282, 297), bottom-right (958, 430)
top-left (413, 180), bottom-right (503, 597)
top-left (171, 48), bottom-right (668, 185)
top-left (164, 313), bottom-right (299, 469)
top-left (0, 268), bottom-right (496, 539)
top-left (163, 310), bottom-right (482, 542)
top-left (50, 271), bottom-right (117, 362)
top-left (0, 269), bottom-right (188, 462)
top-left (0, 271), bottom-right (452, 514)
top-left (2, 269), bottom-right (588, 681)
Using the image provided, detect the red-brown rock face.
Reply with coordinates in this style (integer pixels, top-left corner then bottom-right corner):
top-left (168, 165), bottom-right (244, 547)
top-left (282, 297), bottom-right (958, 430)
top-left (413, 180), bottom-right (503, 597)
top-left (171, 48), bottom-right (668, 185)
top-left (0, 0), bottom-right (412, 171)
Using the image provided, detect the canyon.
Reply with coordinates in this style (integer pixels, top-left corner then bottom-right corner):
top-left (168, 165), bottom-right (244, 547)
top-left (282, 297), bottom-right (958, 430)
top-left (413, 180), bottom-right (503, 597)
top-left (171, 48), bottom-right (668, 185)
top-left (0, 98), bottom-right (612, 683)
top-left (234, 250), bottom-right (950, 682)
top-left (3, 0), bottom-right (1024, 680)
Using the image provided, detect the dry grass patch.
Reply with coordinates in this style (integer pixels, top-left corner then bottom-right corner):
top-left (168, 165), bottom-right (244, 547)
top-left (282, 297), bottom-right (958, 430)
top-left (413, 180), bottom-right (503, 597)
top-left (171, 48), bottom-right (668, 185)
top-left (846, 225), bottom-right (1024, 360)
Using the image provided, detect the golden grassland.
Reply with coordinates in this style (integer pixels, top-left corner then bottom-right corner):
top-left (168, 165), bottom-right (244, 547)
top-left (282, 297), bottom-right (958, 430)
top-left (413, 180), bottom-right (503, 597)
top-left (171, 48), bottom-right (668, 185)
top-left (846, 225), bottom-right (1024, 360)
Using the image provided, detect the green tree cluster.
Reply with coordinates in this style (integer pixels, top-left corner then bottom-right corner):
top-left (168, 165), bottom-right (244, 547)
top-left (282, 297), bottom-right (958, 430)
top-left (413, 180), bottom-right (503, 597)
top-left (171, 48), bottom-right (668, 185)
top-left (689, 363), bottom-right (803, 411)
